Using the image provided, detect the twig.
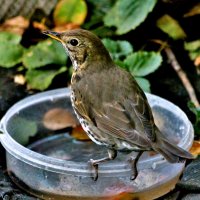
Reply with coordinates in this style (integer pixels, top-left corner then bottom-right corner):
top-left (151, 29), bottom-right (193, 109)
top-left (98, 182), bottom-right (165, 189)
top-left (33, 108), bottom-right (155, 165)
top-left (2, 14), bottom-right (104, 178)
top-left (165, 47), bottom-right (200, 108)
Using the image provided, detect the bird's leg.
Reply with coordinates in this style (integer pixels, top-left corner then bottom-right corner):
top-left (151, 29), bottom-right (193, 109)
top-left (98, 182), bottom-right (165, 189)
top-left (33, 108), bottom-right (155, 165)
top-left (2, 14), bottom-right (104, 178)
top-left (89, 148), bottom-right (117, 181)
top-left (128, 151), bottom-right (143, 180)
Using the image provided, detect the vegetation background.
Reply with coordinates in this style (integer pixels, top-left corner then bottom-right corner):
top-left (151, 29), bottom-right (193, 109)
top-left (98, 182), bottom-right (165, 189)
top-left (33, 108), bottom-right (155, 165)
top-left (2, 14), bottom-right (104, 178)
top-left (0, 0), bottom-right (200, 199)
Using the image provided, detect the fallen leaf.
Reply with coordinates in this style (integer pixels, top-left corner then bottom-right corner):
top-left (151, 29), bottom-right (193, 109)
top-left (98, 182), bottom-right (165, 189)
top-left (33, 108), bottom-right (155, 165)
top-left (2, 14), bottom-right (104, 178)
top-left (194, 56), bottom-right (200, 66)
top-left (71, 125), bottom-right (90, 140)
top-left (33, 21), bottom-right (48, 31)
top-left (184, 40), bottom-right (200, 52)
top-left (157, 14), bottom-right (186, 40)
top-left (53, 23), bottom-right (80, 32)
top-left (43, 108), bottom-right (79, 130)
top-left (190, 140), bottom-right (200, 156)
top-left (0, 16), bottom-right (29, 35)
top-left (194, 56), bottom-right (200, 74)
top-left (184, 3), bottom-right (200, 17)
top-left (14, 74), bottom-right (26, 85)
top-left (194, 56), bottom-right (200, 72)
top-left (103, 183), bottom-right (133, 200)
top-left (53, 0), bottom-right (87, 26)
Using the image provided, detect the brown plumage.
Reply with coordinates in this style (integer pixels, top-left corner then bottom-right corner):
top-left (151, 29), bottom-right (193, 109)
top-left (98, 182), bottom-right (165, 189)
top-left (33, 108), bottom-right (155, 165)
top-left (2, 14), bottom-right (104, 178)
top-left (43, 29), bottom-right (193, 180)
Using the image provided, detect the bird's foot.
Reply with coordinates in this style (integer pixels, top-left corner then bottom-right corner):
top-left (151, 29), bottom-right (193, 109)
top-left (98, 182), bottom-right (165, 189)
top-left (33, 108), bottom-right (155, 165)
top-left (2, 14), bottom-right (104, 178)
top-left (130, 167), bottom-right (138, 180)
top-left (89, 159), bottom-right (99, 181)
top-left (127, 151), bottom-right (143, 181)
top-left (127, 157), bottom-right (139, 180)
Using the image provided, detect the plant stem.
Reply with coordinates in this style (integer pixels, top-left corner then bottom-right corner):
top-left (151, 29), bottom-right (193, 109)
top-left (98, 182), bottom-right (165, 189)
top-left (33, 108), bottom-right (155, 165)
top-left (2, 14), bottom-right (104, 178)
top-left (165, 47), bottom-right (200, 108)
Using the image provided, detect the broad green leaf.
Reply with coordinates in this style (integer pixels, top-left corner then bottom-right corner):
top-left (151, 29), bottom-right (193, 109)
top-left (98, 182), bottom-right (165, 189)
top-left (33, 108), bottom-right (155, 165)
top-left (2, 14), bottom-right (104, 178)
top-left (91, 26), bottom-right (115, 38)
top-left (83, 0), bottom-right (115, 30)
top-left (184, 40), bottom-right (200, 51)
top-left (156, 14), bottom-right (186, 40)
top-left (135, 77), bottom-right (151, 92)
top-left (0, 43), bottom-right (24, 68)
top-left (104, 0), bottom-right (157, 35)
top-left (53, 0), bottom-right (87, 25)
top-left (0, 32), bottom-right (21, 44)
top-left (23, 39), bottom-right (67, 69)
top-left (124, 51), bottom-right (162, 76)
top-left (26, 66), bottom-right (67, 90)
top-left (102, 38), bottom-right (133, 60)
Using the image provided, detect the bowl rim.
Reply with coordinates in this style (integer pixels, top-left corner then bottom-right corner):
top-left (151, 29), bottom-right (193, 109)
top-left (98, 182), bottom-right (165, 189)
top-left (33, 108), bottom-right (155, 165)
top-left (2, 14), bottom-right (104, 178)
top-left (0, 88), bottom-right (194, 175)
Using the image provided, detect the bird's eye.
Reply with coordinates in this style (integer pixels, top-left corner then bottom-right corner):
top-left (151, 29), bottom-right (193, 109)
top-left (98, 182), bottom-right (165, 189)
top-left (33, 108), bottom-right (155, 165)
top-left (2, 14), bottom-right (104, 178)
top-left (70, 39), bottom-right (79, 46)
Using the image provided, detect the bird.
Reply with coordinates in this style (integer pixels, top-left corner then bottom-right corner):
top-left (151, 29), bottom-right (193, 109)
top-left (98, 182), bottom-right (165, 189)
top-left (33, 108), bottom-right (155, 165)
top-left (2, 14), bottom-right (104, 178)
top-left (43, 29), bottom-right (194, 181)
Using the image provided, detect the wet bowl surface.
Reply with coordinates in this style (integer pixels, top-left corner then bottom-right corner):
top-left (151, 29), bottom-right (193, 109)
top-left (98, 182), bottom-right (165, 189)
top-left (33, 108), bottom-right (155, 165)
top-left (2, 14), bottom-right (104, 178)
top-left (0, 88), bottom-right (194, 200)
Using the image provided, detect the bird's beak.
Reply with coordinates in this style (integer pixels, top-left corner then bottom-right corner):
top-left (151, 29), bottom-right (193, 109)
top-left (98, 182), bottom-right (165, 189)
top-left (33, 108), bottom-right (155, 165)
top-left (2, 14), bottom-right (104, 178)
top-left (42, 30), bottom-right (63, 43)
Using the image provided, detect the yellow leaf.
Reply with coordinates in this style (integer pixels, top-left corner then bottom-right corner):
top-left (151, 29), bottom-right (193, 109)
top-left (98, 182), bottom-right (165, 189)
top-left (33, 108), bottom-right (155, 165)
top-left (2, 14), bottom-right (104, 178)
top-left (157, 14), bottom-right (186, 40)
top-left (184, 3), bottom-right (200, 17)
top-left (190, 140), bottom-right (200, 156)
top-left (53, 0), bottom-right (87, 26)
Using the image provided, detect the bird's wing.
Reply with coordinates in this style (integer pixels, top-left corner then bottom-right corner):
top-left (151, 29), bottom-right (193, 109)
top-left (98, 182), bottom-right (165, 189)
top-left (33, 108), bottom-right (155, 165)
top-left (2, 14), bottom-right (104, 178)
top-left (91, 93), bottom-right (155, 147)
top-left (73, 92), bottom-right (154, 148)
top-left (72, 67), bottom-right (155, 147)
top-left (93, 101), bottom-right (152, 148)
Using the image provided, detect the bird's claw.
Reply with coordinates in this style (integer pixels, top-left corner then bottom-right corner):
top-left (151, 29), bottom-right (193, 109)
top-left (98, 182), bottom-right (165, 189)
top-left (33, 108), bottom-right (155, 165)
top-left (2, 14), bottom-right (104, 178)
top-left (127, 157), bottom-right (138, 181)
top-left (88, 159), bottom-right (99, 181)
top-left (130, 170), bottom-right (138, 180)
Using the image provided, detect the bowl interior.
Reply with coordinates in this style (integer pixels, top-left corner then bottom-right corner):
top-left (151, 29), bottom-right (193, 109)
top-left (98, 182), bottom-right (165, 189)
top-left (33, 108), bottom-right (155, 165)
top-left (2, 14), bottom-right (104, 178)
top-left (1, 89), bottom-right (193, 167)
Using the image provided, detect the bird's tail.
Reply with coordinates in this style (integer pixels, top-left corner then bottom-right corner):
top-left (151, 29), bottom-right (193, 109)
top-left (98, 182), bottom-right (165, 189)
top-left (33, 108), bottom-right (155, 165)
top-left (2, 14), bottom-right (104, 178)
top-left (152, 128), bottom-right (194, 163)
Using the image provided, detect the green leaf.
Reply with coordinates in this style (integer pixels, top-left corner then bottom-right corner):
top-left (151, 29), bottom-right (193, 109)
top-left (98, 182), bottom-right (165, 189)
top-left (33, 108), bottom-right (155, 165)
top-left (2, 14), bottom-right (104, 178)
top-left (0, 32), bottom-right (21, 44)
top-left (104, 0), bottom-right (157, 35)
top-left (188, 102), bottom-right (200, 135)
top-left (156, 14), bottom-right (186, 40)
top-left (188, 50), bottom-right (200, 61)
top-left (0, 43), bottom-right (24, 68)
top-left (184, 40), bottom-right (200, 51)
top-left (83, 0), bottom-right (115, 30)
top-left (23, 39), bottom-right (67, 69)
top-left (102, 38), bottom-right (133, 60)
top-left (124, 51), bottom-right (162, 77)
top-left (53, 0), bottom-right (87, 25)
top-left (25, 66), bottom-right (67, 90)
top-left (135, 77), bottom-right (151, 92)
top-left (184, 40), bottom-right (200, 60)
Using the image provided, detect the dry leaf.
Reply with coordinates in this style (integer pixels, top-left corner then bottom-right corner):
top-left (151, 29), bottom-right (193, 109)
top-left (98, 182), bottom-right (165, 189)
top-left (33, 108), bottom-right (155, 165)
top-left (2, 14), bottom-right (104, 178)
top-left (33, 21), bottom-right (48, 31)
top-left (194, 56), bottom-right (200, 74)
top-left (184, 3), bottom-right (200, 17)
top-left (43, 108), bottom-right (79, 130)
top-left (53, 0), bottom-right (87, 26)
top-left (190, 140), bottom-right (200, 156)
top-left (156, 14), bottom-right (186, 40)
top-left (71, 125), bottom-right (90, 140)
top-left (0, 16), bottom-right (29, 35)
top-left (14, 74), bottom-right (26, 85)
top-left (53, 23), bottom-right (80, 32)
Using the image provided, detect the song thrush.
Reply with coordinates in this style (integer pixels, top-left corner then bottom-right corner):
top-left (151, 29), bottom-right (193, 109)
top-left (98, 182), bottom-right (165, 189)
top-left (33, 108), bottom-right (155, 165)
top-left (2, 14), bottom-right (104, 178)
top-left (43, 29), bottom-right (193, 180)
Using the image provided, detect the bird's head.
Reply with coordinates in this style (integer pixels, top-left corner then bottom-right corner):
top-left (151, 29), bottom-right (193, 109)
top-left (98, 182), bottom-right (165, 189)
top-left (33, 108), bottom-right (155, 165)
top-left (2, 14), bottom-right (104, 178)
top-left (43, 29), bottom-right (112, 71)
